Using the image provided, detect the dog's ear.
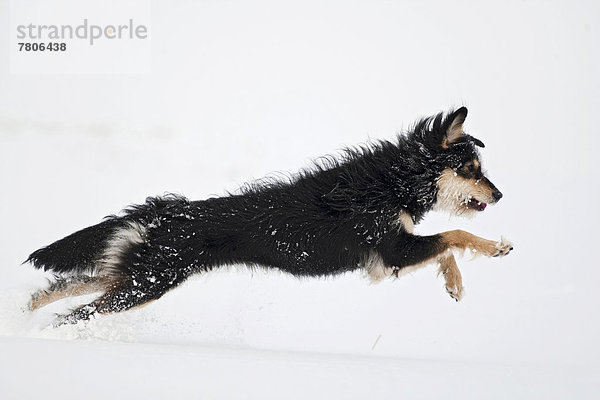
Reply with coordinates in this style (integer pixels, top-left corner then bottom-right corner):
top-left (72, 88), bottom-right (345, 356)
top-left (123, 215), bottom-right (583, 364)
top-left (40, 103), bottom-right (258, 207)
top-left (467, 135), bottom-right (485, 148)
top-left (442, 107), bottom-right (468, 148)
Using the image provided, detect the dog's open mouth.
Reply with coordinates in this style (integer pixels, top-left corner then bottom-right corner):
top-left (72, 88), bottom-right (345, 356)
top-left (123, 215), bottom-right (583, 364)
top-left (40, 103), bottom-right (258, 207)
top-left (466, 198), bottom-right (487, 211)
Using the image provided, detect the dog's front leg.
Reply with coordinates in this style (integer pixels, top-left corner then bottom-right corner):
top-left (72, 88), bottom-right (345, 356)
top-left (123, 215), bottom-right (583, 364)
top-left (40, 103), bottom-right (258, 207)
top-left (438, 252), bottom-right (463, 301)
top-left (376, 230), bottom-right (512, 300)
top-left (440, 230), bottom-right (513, 257)
top-left (438, 230), bottom-right (512, 301)
top-left (378, 230), bottom-right (513, 267)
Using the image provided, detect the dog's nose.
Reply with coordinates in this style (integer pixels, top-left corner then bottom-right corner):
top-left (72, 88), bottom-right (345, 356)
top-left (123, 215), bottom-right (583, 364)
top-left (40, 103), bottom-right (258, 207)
top-left (492, 190), bottom-right (503, 202)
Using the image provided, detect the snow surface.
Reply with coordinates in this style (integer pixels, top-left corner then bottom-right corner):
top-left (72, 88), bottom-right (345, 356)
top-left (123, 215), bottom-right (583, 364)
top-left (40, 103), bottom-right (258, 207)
top-left (1, 0), bottom-right (599, 398)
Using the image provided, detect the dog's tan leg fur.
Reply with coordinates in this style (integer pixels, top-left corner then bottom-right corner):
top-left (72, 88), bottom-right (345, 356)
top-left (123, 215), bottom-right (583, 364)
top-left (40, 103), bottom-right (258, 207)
top-left (389, 230), bottom-right (511, 301)
top-left (29, 276), bottom-right (115, 311)
top-left (440, 229), bottom-right (513, 257)
top-left (435, 230), bottom-right (512, 300)
top-left (438, 252), bottom-right (463, 301)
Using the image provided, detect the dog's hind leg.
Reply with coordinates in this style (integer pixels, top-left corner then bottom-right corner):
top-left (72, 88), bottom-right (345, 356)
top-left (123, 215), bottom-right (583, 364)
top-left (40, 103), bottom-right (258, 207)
top-left (52, 269), bottom-right (188, 326)
top-left (29, 275), bottom-right (115, 311)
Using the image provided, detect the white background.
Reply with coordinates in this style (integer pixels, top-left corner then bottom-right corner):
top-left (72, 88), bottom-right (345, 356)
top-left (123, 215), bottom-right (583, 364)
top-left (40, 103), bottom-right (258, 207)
top-left (0, 0), bottom-right (599, 398)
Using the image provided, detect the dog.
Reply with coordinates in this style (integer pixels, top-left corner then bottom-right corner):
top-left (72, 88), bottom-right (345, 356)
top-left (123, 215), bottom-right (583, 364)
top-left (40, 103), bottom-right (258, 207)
top-left (26, 107), bottom-right (513, 325)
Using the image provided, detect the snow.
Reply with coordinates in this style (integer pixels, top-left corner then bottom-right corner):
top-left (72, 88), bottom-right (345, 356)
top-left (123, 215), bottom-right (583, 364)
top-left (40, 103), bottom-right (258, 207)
top-left (1, 0), bottom-right (599, 398)
top-left (3, 336), bottom-right (594, 400)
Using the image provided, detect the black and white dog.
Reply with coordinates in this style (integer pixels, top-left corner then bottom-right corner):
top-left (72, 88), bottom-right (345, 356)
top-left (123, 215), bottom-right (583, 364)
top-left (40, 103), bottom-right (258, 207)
top-left (27, 107), bottom-right (513, 325)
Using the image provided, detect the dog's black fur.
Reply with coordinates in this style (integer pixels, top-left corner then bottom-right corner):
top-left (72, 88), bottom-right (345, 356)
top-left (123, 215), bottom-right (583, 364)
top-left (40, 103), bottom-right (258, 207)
top-left (26, 107), bottom-right (511, 324)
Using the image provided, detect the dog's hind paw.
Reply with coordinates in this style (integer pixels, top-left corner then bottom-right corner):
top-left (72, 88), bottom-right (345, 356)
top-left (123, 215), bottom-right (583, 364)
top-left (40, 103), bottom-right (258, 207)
top-left (493, 236), bottom-right (514, 257)
top-left (52, 305), bottom-right (97, 327)
top-left (28, 290), bottom-right (45, 311)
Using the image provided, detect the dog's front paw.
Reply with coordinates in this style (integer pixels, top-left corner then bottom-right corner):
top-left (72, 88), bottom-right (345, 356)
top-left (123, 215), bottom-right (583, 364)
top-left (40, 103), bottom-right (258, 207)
top-left (439, 256), bottom-right (463, 302)
top-left (445, 283), bottom-right (463, 302)
top-left (444, 267), bottom-right (463, 301)
top-left (493, 236), bottom-right (514, 257)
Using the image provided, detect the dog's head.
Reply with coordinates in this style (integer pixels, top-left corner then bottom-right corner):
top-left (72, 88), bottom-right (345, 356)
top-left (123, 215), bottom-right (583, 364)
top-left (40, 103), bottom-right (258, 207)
top-left (415, 107), bottom-right (503, 216)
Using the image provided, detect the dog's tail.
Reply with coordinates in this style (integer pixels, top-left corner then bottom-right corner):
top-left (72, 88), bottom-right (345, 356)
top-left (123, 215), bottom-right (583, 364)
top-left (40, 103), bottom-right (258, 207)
top-left (25, 216), bottom-right (146, 276)
top-left (25, 195), bottom-right (191, 276)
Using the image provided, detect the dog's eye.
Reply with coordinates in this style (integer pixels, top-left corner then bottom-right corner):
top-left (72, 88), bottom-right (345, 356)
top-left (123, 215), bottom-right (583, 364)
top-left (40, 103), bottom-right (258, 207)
top-left (466, 164), bottom-right (474, 172)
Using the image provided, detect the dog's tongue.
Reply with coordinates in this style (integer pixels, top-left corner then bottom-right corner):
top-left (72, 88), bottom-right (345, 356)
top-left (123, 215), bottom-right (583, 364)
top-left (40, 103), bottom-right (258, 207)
top-left (468, 199), bottom-right (487, 210)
